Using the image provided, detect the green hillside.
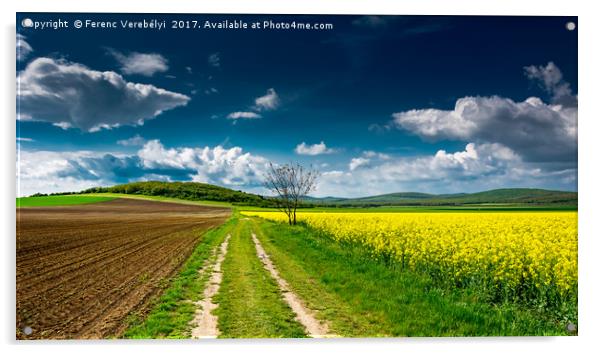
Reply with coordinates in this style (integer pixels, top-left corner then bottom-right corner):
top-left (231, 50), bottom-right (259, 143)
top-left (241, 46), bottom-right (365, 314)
top-left (39, 182), bottom-right (576, 208)
top-left (75, 181), bottom-right (277, 207)
top-left (351, 192), bottom-right (440, 202)
top-left (324, 188), bottom-right (577, 207)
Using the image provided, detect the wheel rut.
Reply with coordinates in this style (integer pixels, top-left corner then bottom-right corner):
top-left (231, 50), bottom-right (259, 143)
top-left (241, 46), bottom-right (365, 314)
top-left (190, 234), bottom-right (231, 339)
top-left (251, 233), bottom-right (333, 338)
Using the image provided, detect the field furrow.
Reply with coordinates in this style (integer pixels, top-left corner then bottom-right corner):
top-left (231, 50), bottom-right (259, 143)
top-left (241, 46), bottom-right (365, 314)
top-left (16, 198), bottom-right (230, 339)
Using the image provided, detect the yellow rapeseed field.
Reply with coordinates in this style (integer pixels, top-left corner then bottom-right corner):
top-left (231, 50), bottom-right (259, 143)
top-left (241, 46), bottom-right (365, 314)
top-left (243, 211), bottom-right (577, 300)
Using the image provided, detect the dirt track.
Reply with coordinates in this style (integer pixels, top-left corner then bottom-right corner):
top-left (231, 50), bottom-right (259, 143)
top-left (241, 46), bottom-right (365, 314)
top-left (252, 233), bottom-right (331, 337)
top-left (190, 235), bottom-right (231, 339)
top-left (16, 198), bottom-right (230, 339)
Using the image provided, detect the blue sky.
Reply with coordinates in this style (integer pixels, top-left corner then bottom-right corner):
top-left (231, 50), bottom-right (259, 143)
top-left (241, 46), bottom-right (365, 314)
top-left (16, 14), bottom-right (578, 197)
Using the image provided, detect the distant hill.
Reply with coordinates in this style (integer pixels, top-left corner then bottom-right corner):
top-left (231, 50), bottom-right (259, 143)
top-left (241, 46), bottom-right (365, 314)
top-left (314, 188), bottom-right (577, 207)
top-left (351, 192), bottom-right (442, 202)
top-left (301, 196), bottom-right (347, 203)
top-left (75, 181), bottom-right (278, 207)
top-left (46, 182), bottom-right (576, 208)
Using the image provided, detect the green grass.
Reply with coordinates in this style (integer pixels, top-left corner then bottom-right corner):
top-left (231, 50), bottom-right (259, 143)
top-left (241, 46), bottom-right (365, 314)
top-left (249, 216), bottom-right (569, 336)
top-left (16, 195), bottom-right (115, 207)
top-left (118, 209), bottom-right (572, 338)
top-left (123, 218), bottom-right (235, 338)
top-left (91, 193), bottom-right (233, 208)
top-left (213, 216), bottom-right (307, 338)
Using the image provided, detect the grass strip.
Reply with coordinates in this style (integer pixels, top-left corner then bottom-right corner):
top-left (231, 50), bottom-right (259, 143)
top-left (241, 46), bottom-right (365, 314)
top-left (122, 217), bottom-right (235, 338)
top-left (16, 195), bottom-right (115, 207)
top-left (213, 218), bottom-right (307, 338)
top-left (251, 217), bottom-right (567, 336)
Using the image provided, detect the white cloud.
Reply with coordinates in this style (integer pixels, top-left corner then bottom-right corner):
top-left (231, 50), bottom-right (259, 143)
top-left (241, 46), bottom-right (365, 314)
top-left (16, 34), bottom-right (33, 61)
top-left (254, 88), bottom-right (279, 111)
top-left (117, 134), bottom-right (146, 146)
top-left (295, 141), bottom-right (336, 156)
top-left (362, 150), bottom-right (390, 160)
top-left (108, 49), bottom-right (169, 76)
top-left (17, 57), bottom-right (190, 132)
top-left (17, 140), bottom-right (271, 196)
top-left (346, 152), bottom-right (391, 173)
top-left (17, 150), bottom-right (111, 197)
top-left (227, 111), bottom-right (262, 120)
top-left (524, 62), bottom-right (576, 106)
top-left (137, 140), bottom-right (269, 186)
top-left (226, 88), bottom-right (279, 121)
top-left (17, 140), bottom-right (577, 198)
top-left (208, 52), bottom-right (220, 67)
top-left (53, 122), bottom-right (72, 130)
top-left (17, 137), bottom-right (34, 142)
top-left (133, 173), bottom-right (173, 182)
top-left (315, 142), bottom-right (575, 198)
top-left (392, 96), bottom-right (577, 163)
top-left (349, 157), bottom-right (370, 171)
top-left (391, 63), bottom-right (577, 164)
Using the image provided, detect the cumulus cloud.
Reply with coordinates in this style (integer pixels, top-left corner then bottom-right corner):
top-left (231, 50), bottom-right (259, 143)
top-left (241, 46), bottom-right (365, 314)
top-left (17, 140), bottom-right (271, 196)
top-left (17, 139), bottom-right (577, 198)
top-left (227, 111), bottom-right (262, 120)
top-left (392, 96), bottom-right (577, 163)
top-left (315, 142), bottom-right (575, 198)
top-left (254, 88), bottom-right (279, 111)
top-left (524, 62), bottom-right (577, 107)
top-left (208, 52), bottom-right (220, 67)
top-left (117, 134), bottom-right (146, 146)
top-left (17, 57), bottom-right (190, 132)
top-left (295, 141), bottom-right (336, 156)
top-left (16, 34), bottom-right (33, 61)
top-left (17, 150), bottom-right (110, 196)
top-left (391, 63), bottom-right (577, 164)
top-left (137, 140), bottom-right (269, 186)
top-left (107, 49), bottom-right (169, 76)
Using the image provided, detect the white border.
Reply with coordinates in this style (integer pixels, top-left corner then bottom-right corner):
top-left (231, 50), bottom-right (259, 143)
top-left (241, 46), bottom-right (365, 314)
top-left (2, 1), bottom-right (600, 353)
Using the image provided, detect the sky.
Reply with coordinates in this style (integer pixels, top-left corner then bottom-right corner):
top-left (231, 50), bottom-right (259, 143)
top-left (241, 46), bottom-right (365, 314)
top-left (16, 13), bottom-right (578, 197)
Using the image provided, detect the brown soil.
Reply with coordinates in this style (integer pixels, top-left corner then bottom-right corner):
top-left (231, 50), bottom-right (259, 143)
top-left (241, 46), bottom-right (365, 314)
top-left (251, 233), bottom-right (332, 338)
top-left (16, 198), bottom-right (230, 339)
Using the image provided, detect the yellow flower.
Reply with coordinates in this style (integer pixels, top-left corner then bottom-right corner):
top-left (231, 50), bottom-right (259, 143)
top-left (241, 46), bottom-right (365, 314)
top-left (243, 211), bottom-right (578, 299)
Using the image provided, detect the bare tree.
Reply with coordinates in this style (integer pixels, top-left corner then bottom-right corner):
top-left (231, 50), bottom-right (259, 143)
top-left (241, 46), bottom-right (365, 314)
top-left (264, 162), bottom-right (319, 225)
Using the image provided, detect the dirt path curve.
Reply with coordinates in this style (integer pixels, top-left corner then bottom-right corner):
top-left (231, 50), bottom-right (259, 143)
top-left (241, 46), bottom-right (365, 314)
top-left (190, 235), bottom-right (231, 338)
top-left (251, 233), bottom-right (332, 338)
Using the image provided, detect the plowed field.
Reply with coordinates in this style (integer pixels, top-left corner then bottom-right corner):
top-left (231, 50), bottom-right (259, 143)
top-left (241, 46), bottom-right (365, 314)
top-left (16, 198), bottom-right (230, 339)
